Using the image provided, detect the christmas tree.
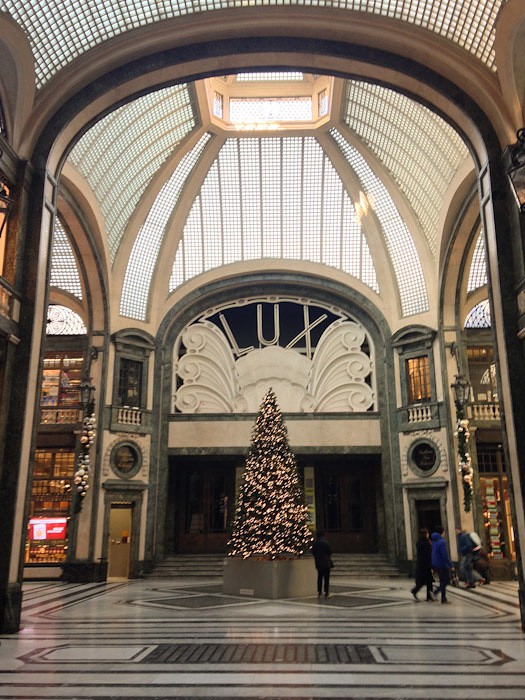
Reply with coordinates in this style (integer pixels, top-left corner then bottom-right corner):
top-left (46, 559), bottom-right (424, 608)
top-left (228, 388), bottom-right (313, 559)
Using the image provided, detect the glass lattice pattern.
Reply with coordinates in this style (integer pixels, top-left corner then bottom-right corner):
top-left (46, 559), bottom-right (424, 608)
top-left (4, 1), bottom-right (503, 90)
top-left (230, 98), bottom-right (312, 124)
top-left (170, 137), bottom-right (379, 294)
top-left (68, 84), bottom-right (196, 262)
top-left (343, 81), bottom-right (469, 256)
top-left (464, 299), bottom-right (491, 328)
top-left (46, 304), bottom-right (87, 335)
top-left (236, 72), bottom-right (305, 81)
top-left (467, 229), bottom-right (487, 293)
top-left (50, 218), bottom-right (82, 300)
top-left (120, 133), bottom-right (212, 320)
top-left (330, 128), bottom-right (428, 316)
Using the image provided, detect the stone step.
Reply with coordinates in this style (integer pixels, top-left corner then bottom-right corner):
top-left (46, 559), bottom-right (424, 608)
top-left (146, 553), bottom-right (405, 579)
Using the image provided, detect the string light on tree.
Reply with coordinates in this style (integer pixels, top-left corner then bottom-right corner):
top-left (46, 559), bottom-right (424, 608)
top-left (228, 388), bottom-right (313, 559)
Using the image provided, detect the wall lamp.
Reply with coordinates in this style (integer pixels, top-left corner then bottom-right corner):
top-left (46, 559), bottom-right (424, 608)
top-left (508, 128), bottom-right (525, 213)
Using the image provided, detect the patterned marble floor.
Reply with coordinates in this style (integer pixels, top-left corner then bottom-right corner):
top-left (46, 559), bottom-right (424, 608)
top-left (0, 577), bottom-right (524, 699)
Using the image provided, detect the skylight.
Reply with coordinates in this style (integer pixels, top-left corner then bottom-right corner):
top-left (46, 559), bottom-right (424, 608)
top-left (229, 98), bottom-right (313, 126)
top-left (50, 218), bottom-right (83, 300)
top-left (330, 129), bottom-right (429, 317)
top-left (169, 137), bottom-right (379, 298)
top-left (467, 230), bottom-right (487, 293)
top-left (68, 84), bottom-right (197, 262)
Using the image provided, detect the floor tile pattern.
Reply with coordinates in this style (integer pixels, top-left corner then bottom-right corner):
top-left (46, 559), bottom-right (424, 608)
top-left (0, 577), bottom-right (524, 699)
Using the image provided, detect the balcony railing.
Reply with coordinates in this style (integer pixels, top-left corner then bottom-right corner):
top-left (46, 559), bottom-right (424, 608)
top-left (116, 406), bottom-right (142, 426)
top-left (109, 405), bottom-right (150, 433)
top-left (468, 401), bottom-right (501, 423)
top-left (407, 404), bottom-right (434, 424)
top-left (40, 408), bottom-right (83, 424)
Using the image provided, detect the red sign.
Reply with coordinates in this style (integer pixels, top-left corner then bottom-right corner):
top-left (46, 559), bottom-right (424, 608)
top-left (28, 518), bottom-right (67, 541)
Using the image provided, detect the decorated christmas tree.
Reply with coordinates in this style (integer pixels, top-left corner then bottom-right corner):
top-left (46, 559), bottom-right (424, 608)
top-left (228, 388), bottom-right (313, 559)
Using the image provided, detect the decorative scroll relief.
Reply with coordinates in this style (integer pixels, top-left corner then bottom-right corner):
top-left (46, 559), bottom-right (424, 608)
top-left (173, 318), bottom-right (375, 413)
top-left (308, 320), bottom-right (374, 412)
top-left (174, 321), bottom-right (239, 413)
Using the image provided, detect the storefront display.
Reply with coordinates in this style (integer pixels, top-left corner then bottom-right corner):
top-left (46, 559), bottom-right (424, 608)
top-left (26, 449), bottom-right (75, 564)
top-left (40, 354), bottom-right (83, 423)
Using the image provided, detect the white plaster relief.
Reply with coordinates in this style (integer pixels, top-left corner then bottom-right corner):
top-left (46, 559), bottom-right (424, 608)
top-left (174, 321), bottom-right (239, 412)
top-left (173, 317), bottom-right (375, 414)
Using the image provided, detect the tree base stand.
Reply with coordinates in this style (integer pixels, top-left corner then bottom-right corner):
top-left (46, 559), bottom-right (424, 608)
top-left (222, 557), bottom-right (315, 599)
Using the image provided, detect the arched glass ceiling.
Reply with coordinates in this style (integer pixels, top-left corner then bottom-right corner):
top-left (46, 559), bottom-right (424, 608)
top-left (330, 129), bottom-right (428, 316)
top-left (4, 1), bottom-right (502, 89)
top-left (68, 84), bottom-right (197, 261)
top-left (120, 133), bottom-right (212, 320)
top-left (467, 230), bottom-right (487, 293)
top-left (343, 81), bottom-right (470, 257)
top-left (50, 218), bottom-right (82, 300)
top-left (464, 299), bottom-right (491, 328)
top-left (46, 304), bottom-right (87, 335)
top-left (168, 136), bottom-right (379, 302)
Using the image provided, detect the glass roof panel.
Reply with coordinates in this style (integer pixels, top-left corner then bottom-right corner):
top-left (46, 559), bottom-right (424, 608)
top-left (4, 1), bottom-right (503, 89)
top-left (50, 217), bottom-right (82, 300)
top-left (343, 81), bottom-right (470, 256)
top-left (68, 84), bottom-right (197, 261)
top-left (464, 299), bottom-right (491, 328)
top-left (46, 304), bottom-right (87, 335)
top-left (168, 136), bottom-right (379, 300)
top-left (120, 133), bottom-right (212, 320)
top-left (236, 72), bottom-right (305, 81)
top-left (467, 229), bottom-right (487, 293)
top-left (330, 128), bottom-right (428, 317)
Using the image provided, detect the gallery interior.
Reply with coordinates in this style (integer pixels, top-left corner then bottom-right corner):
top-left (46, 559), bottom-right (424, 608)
top-left (1, 0), bottom-right (525, 635)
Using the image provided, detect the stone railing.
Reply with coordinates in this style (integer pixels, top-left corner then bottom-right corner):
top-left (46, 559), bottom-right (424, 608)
top-left (116, 406), bottom-right (142, 426)
top-left (468, 402), bottom-right (501, 423)
top-left (0, 277), bottom-right (19, 322)
top-left (40, 408), bottom-right (83, 424)
top-left (109, 406), bottom-right (151, 433)
top-left (407, 403), bottom-right (434, 424)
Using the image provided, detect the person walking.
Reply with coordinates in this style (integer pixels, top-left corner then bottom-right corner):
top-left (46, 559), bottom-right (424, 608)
top-left (431, 526), bottom-right (455, 604)
top-left (312, 530), bottom-right (333, 598)
top-left (411, 528), bottom-right (435, 602)
top-left (456, 528), bottom-right (483, 589)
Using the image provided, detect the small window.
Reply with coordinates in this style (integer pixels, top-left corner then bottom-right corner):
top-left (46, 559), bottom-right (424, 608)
top-left (406, 356), bottom-right (431, 403)
top-left (118, 358), bottom-right (143, 407)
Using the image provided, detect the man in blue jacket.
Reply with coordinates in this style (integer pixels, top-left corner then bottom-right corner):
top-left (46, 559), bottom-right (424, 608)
top-left (431, 526), bottom-right (455, 604)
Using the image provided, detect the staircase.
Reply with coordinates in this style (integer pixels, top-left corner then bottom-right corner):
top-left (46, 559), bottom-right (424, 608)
top-left (145, 553), bottom-right (406, 580)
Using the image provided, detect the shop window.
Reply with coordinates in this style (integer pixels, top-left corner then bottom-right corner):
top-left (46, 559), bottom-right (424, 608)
top-left (40, 353), bottom-right (83, 424)
top-left (117, 358), bottom-right (143, 407)
top-left (26, 448), bottom-right (74, 563)
top-left (477, 444), bottom-right (515, 561)
top-left (406, 355), bottom-right (431, 403)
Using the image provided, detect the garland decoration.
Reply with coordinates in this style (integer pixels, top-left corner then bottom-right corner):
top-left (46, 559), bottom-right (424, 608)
top-left (73, 410), bottom-right (96, 515)
top-left (456, 415), bottom-right (472, 512)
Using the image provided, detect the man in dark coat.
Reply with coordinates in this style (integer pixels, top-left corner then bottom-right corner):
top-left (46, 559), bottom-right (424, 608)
top-left (411, 528), bottom-right (435, 601)
top-left (312, 530), bottom-right (333, 598)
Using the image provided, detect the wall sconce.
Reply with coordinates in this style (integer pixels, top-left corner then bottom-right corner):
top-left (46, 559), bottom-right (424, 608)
top-left (507, 128), bottom-right (525, 213)
top-left (0, 178), bottom-right (14, 238)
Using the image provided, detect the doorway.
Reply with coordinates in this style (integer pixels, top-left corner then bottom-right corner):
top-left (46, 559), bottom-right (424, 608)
top-left (415, 499), bottom-right (442, 533)
top-left (170, 458), bottom-right (236, 553)
top-left (107, 503), bottom-right (132, 579)
top-left (313, 456), bottom-right (380, 553)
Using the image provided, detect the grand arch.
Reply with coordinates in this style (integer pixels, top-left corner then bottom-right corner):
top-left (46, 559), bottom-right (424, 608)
top-left (3, 8), bottom-right (525, 630)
